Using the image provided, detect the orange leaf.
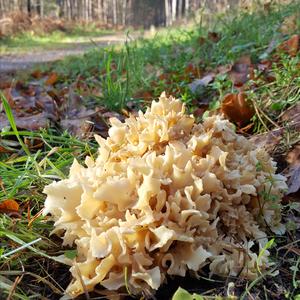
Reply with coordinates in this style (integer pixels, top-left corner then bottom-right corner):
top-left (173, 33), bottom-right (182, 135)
top-left (278, 34), bottom-right (299, 57)
top-left (184, 63), bottom-right (200, 78)
top-left (221, 93), bottom-right (254, 125)
top-left (31, 69), bottom-right (43, 79)
top-left (45, 72), bottom-right (59, 86)
top-left (0, 199), bottom-right (19, 212)
top-left (0, 145), bottom-right (13, 153)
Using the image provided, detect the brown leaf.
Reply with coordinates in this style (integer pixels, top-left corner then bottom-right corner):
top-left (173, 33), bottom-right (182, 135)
top-left (60, 118), bottom-right (93, 139)
top-left (0, 81), bottom-right (12, 89)
top-left (188, 73), bottom-right (215, 94)
top-left (2, 88), bottom-right (15, 109)
top-left (133, 91), bottom-right (153, 100)
top-left (0, 199), bottom-right (19, 213)
top-left (45, 72), bottom-right (59, 86)
top-left (287, 165), bottom-right (300, 195)
top-left (277, 34), bottom-right (299, 57)
top-left (249, 128), bottom-right (284, 153)
top-left (198, 36), bottom-right (206, 45)
top-left (285, 145), bottom-right (300, 195)
top-left (287, 145), bottom-right (300, 166)
top-left (208, 32), bottom-right (220, 43)
top-left (221, 93), bottom-right (254, 125)
top-left (31, 69), bottom-right (43, 79)
top-left (6, 112), bottom-right (49, 130)
top-left (281, 102), bottom-right (300, 129)
top-left (0, 145), bottom-right (12, 153)
top-left (228, 55), bottom-right (253, 86)
top-left (280, 15), bottom-right (298, 35)
top-left (193, 107), bottom-right (207, 118)
top-left (184, 63), bottom-right (200, 78)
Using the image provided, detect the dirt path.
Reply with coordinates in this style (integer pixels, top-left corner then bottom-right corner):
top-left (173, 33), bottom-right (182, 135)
top-left (0, 34), bottom-right (127, 73)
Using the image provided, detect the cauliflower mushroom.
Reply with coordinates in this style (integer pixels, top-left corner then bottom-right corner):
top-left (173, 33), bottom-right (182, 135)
top-left (43, 92), bottom-right (287, 297)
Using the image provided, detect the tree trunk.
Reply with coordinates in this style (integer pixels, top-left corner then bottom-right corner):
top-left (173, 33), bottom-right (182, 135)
top-left (122, 0), bottom-right (127, 26)
top-left (171, 0), bottom-right (177, 22)
top-left (97, 0), bottom-right (101, 20)
top-left (178, 0), bottom-right (183, 17)
top-left (27, 0), bottom-right (31, 16)
top-left (0, 0), bottom-right (3, 18)
top-left (113, 0), bottom-right (117, 25)
top-left (89, 0), bottom-right (92, 20)
top-left (185, 0), bottom-right (189, 17)
top-left (165, 0), bottom-right (171, 26)
top-left (103, 0), bottom-right (108, 24)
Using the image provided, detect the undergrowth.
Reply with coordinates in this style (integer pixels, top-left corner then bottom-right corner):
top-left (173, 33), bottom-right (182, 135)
top-left (1, 1), bottom-right (300, 299)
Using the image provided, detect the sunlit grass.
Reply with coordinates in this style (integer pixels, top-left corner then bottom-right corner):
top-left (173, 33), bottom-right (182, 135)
top-left (0, 26), bottom-right (113, 55)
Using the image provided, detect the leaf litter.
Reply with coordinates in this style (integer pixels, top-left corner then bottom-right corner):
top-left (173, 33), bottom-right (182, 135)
top-left (0, 73), bottom-right (125, 139)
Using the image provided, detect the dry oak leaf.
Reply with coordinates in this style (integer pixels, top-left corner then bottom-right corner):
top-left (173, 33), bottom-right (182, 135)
top-left (221, 92), bottom-right (254, 125)
top-left (0, 199), bottom-right (19, 213)
top-left (277, 34), bottom-right (299, 57)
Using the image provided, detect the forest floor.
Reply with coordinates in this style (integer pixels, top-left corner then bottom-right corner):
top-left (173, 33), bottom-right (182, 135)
top-left (1, 2), bottom-right (300, 300)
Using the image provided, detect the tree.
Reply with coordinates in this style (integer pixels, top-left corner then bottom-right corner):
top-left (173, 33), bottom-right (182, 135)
top-left (0, 0), bottom-right (204, 28)
top-left (165, 0), bottom-right (171, 26)
top-left (122, 0), bottom-right (127, 26)
top-left (27, 0), bottom-right (31, 16)
top-left (171, 0), bottom-right (176, 22)
top-left (185, 0), bottom-right (189, 17)
top-left (112, 0), bottom-right (117, 25)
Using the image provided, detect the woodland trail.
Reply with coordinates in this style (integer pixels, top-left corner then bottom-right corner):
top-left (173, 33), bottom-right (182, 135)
top-left (0, 34), bottom-right (127, 72)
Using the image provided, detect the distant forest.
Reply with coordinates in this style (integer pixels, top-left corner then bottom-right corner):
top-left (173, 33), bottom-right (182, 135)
top-left (0, 0), bottom-right (243, 28)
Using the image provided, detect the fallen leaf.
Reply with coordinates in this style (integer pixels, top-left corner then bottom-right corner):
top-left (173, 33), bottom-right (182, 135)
top-left (184, 63), bottom-right (200, 78)
top-left (287, 165), bottom-right (300, 195)
top-left (133, 91), bottom-right (153, 101)
top-left (208, 31), bottom-right (221, 43)
top-left (249, 128), bottom-right (284, 153)
top-left (287, 144), bottom-right (300, 166)
top-left (285, 145), bottom-right (300, 195)
top-left (228, 55), bottom-right (253, 86)
top-left (193, 107), bottom-right (207, 118)
top-left (216, 64), bottom-right (232, 75)
top-left (281, 102), bottom-right (300, 128)
top-left (61, 118), bottom-right (93, 139)
top-left (0, 81), bottom-right (12, 89)
top-left (0, 112), bottom-right (50, 131)
top-left (280, 15), bottom-right (298, 35)
top-left (277, 34), bottom-right (299, 57)
top-left (45, 72), bottom-right (59, 86)
top-left (0, 199), bottom-right (19, 213)
top-left (259, 39), bottom-right (280, 60)
top-left (188, 73), bottom-right (215, 94)
top-left (198, 36), bottom-right (206, 45)
top-left (31, 69), bottom-right (43, 79)
top-left (221, 92), bottom-right (254, 125)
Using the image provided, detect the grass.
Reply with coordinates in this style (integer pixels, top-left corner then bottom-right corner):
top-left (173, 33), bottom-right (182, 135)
top-left (0, 24), bottom-right (114, 55)
top-left (45, 1), bottom-right (299, 115)
top-left (1, 1), bottom-right (300, 299)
